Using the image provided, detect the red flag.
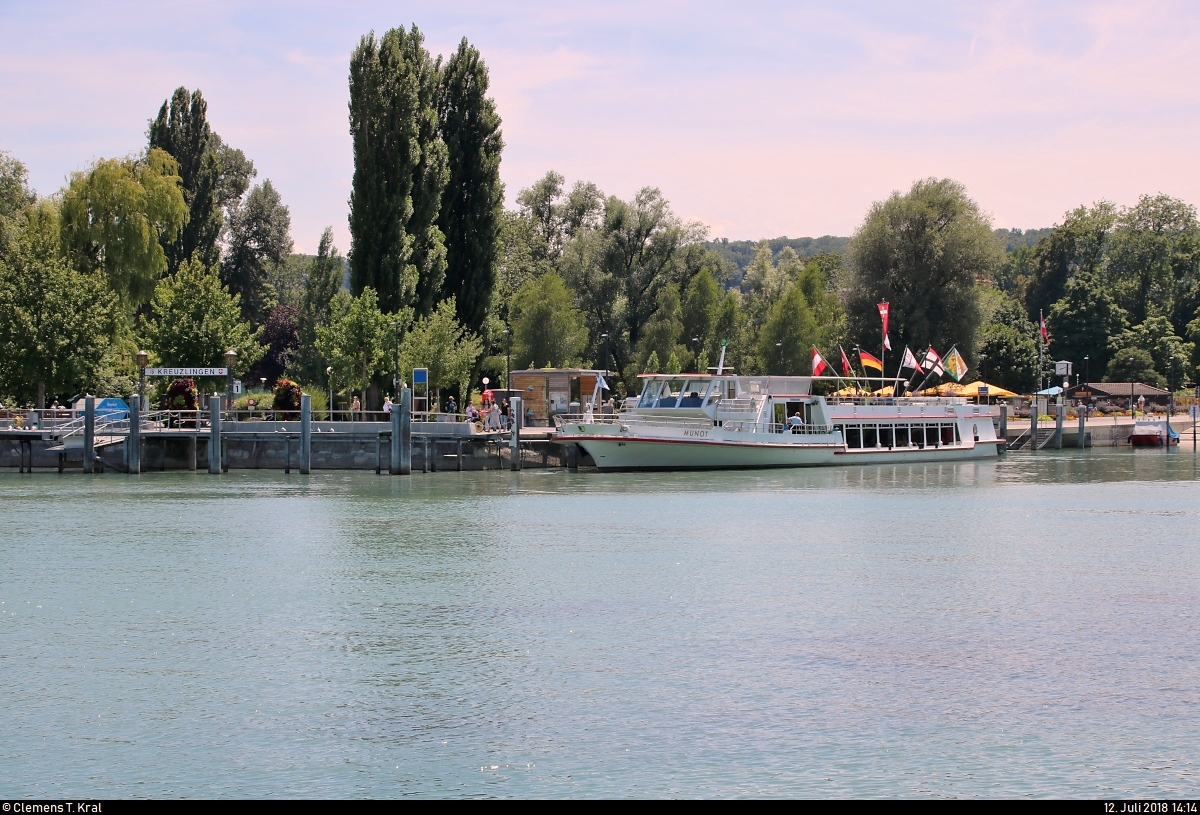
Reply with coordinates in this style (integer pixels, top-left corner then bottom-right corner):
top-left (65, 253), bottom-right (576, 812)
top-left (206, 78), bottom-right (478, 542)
top-left (1039, 310), bottom-right (1049, 343)
top-left (812, 348), bottom-right (829, 376)
top-left (839, 346), bottom-right (852, 377)
top-left (878, 301), bottom-right (889, 336)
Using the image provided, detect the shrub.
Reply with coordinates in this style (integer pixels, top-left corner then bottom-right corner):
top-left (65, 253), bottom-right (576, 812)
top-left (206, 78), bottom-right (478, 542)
top-left (164, 378), bottom-right (198, 411)
top-left (273, 379), bottom-right (303, 417)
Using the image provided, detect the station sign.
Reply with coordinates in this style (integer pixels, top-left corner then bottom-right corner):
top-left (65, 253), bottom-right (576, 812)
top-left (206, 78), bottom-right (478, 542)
top-left (145, 367), bottom-right (228, 377)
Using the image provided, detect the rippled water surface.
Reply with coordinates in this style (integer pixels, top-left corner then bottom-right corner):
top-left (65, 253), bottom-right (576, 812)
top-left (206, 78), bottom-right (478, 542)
top-left (2, 449), bottom-right (1199, 797)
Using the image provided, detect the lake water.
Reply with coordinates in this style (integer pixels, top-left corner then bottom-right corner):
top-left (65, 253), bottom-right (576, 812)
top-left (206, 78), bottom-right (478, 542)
top-left (2, 449), bottom-right (1199, 798)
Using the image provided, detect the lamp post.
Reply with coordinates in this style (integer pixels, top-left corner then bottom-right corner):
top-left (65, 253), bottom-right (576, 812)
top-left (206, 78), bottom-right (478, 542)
top-left (979, 352), bottom-right (988, 405)
top-left (136, 349), bottom-right (149, 407)
top-left (326, 366), bottom-right (333, 421)
top-left (601, 333), bottom-right (609, 376)
top-left (692, 336), bottom-right (700, 371)
top-left (503, 327), bottom-right (511, 391)
top-left (777, 342), bottom-right (783, 376)
top-left (390, 321), bottom-right (400, 398)
top-left (1129, 357), bottom-right (1135, 417)
top-left (1169, 355), bottom-right (1177, 418)
top-left (224, 349), bottom-right (237, 412)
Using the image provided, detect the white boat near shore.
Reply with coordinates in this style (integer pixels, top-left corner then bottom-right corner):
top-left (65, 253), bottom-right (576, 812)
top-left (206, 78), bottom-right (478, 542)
top-left (554, 372), bottom-right (1002, 471)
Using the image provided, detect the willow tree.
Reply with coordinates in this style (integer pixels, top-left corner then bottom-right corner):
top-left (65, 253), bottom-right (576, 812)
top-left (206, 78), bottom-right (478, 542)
top-left (846, 177), bottom-right (999, 363)
top-left (348, 25), bottom-right (448, 316)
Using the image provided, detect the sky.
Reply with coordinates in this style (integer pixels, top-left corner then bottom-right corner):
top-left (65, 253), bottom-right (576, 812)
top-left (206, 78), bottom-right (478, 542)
top-left (3, 0), bottom-right (1200, 252)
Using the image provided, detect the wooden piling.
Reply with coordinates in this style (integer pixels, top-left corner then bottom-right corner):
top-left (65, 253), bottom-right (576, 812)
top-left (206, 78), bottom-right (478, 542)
top-left (208, 396), bottom-right (221, 474)
top-left (82, 396), bottom-right (95, 474)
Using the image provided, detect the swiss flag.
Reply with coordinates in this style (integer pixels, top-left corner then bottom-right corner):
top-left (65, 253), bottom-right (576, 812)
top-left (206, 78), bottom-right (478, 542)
top-left (878, 301), bottom-right (889, 336)
top-left (1039, 310), bottom-right (1049, 343)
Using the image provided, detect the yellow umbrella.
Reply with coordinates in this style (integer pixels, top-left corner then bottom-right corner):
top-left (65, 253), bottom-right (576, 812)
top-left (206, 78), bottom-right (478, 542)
top-left (956, 380), bottom-right (1017, 398)
top-left (920, 382), bottom-right (962, 396)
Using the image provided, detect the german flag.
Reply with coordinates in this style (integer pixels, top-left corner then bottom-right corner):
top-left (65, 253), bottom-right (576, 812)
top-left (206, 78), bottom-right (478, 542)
top-left (859, 349), bottom-right (883, 371)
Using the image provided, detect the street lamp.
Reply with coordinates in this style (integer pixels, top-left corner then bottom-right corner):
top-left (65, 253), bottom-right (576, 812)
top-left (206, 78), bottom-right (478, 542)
top-left (503, 327), bottom-right (511, 391)
top-left (326, 366), bottom-right (333, 421)
top-left (979, 352), bottom-right (988, 405)
top-left (1129, 356), bottom-right (1135, 417)
top-left (136, 349), bottom-right (149, 407)
top-left (692, 336), bottom-right (700, 370)
top-left (776, 342), bottom-right (783, 375)
top-left (1169, 355), bottom-right (1177, 417)
top-left (224, 349), bottom-right (237, 412)
top-left (390, 321), bottom-right (400, 398)
top-left (601, 333), bottom-right (609, 376)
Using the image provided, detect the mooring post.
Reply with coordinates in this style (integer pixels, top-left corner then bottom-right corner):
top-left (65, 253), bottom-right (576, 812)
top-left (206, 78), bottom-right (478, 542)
top-left (998, 403), bottom-right (1008, 445)
top-left (1078, 404), bottom-right (1086, 448)
top-left (399, 388), bottom-right (412, 475)
top-left (567, 442), bottom-right (578, 471)
top-left (299, 393), bottom-right (311, 474)
top-left (1031, 399), bottom-right (1039, 451)
top-left (390, 401), bottom-right (401, 475)
top-left (422, 438), bottom-right (429, 473)
top-left (510, 396), bottom-right (522, 471)
top-left (1055, 403), bottom-right (1064, 449)
top-left (456, 438), bottom-right (463, 472)
top-left (128, 394), bottom-right (141, 474)
top-left (83, 395), bottom-right (95, 474)
top-left (208, 396), bottom-right (221, 474)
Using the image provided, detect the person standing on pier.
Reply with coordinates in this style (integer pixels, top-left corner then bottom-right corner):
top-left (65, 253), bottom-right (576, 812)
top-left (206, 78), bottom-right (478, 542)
top-left (351, 395), bottom-right (361, 421)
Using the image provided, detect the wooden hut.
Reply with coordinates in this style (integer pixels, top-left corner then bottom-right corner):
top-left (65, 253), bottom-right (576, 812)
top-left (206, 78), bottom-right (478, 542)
top-left (510, 369), bottom-right (605, 426)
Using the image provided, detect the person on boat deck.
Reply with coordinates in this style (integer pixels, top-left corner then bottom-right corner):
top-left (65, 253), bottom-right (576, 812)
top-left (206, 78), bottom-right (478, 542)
top-left (788, 411), bottom-right (805, 431)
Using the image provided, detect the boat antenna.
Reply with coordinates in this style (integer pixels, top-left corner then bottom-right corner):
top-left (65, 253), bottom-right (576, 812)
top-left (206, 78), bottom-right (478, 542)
top-left (716, 340), bottom-right (728, 375)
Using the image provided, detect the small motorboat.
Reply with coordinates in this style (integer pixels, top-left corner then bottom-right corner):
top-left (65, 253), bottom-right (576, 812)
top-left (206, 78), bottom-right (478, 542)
top-left (1128, 420), bottom-right (1180, 447)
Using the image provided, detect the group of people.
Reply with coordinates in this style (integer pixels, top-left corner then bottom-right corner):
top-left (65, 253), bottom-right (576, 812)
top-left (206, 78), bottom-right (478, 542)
top-left (446, 391), bottom-right (510, 431)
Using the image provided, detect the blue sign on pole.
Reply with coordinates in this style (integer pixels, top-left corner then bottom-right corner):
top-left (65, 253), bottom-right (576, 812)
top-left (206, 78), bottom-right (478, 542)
top-left (412, 368), bottom-right (428, 385)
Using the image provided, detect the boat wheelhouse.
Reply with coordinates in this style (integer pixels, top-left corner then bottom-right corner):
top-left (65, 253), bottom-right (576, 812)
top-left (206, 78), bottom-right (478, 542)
top-left (554, 372), bottom-right (1002, 471)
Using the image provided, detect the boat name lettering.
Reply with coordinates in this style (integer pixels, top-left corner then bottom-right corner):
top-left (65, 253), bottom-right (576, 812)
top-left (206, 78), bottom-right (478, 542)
top-left (683, 429), bottom-right (709, 438)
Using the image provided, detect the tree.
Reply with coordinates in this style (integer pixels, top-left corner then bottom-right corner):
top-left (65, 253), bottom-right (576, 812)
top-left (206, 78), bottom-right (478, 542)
top-left (148, 88), bottom-right (222, 272)
top-left (436, 37), bottom-right (504, 334)
top-left (1023, 203), bottom-right (1116, 320)
top-left (1104, 347), bottom-right (1163, 388)
top-left (977, 323), bottom-right (1038, 393)
top-left (399, 297), bottom-right (482, 400)
top-left (1047, 272), bottom-right (1129, 377)
top-left (637, 284), bottom-right (685, 371)
top-left (680, 267), bottom-right (720, 367)
top-left (348, 25), bottom-right (448, 316)
top-left (0, 202), bottom-right (126, 407)
top-left (510, 272), bottom-right (587, 368)
top-left (221, 179), bottom-right (293, 324)
top-left (1108, 316), bottom-right (1194, 383)
top-left (758, 282), bottom-right (819, 375)
top-left (247, 305), bottom-right (298, 386)
top-left (712, 290), bottom-right (744, 373)
top-left (141, 259), bottom-right (264, 387)
top-left (291, 227), bottom-right (345, 384)
top-left (1106, 194), bottom-right (1200, 332)
top-left (0, 149), bottom-right (35, 222)
top-left (846, 177), bottom-right (999, 363)
top-left (315, 287), bottom-right (397, 410)
top-left (59, 149), bottom-right (187, 308)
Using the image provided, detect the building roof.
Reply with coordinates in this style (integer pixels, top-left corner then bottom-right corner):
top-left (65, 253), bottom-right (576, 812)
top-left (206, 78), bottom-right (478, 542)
top-left (1068, 382), bottom-right (1170, 398)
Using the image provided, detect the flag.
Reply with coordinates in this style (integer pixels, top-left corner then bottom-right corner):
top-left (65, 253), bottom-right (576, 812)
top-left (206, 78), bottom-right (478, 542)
top-left (883, 334), bottom-right (892, 351)
top-left (943, 347), bottom-right (969, 382)
top-left (1039, 310), bottom-right (1049, 343)
top-left (900, 346), bottom-right (923, 372)
top-left (878, 301), bottom-right (889, 336)
top-left (812, 348), bottom-right (829, 377)
top-left (923, 347), bottom-right (945, 377)
top-left (859, 349), bottom-right (883, 371)
top-left (840, 346), bottom-right (852, 377)
top-left (597, 374), bottom-right (609, 391)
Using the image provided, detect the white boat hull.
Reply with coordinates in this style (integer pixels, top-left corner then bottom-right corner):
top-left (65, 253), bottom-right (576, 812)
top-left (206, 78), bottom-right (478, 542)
top-left (573, 435), bottom-right (1000, 471)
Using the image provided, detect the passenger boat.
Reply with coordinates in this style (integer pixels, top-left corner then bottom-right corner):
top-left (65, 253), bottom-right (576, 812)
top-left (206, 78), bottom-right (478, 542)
top-left (554, 371), bottom-right (1004, 471)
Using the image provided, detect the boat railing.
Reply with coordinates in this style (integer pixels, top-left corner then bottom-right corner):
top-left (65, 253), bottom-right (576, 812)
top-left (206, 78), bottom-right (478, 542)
top-left (825, 396), bottom-right (967, 406)
top-left (556, 413), bottom-right (714, 430)
top-left (724, 421), bottom-right (836, 435)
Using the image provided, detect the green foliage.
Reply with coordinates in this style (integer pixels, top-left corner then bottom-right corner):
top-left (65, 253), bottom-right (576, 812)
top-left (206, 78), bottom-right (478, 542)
top-left (436, 37), bottom-right (504, 335)
top-left (148, 87), bottom-right (255, 273)
top-left (703, 235), bottom-right (849, 289)
top-left (59, 149), bottom-right (187, 308)
top-left (664, 351), bottom-right (681, 375)
top-left (221, 179), bottom-right (293, 324)
top-left (272, 378), bottom-right (303, 414)
top-left (164, 378), bottom-right (198, 411)
top-left (846, 177), bottom-right (999, 360)
top-left (315, 286), bottom-right (400, 398)
top-left (0, 201), bottom-right (127, 405)
top-left (1046, 272), bottom-right (1128, 376)
top-left (642, 350), bottom-right (660, 374)
top-left (141, 259), bottom-right (264, 389)
top-left (757, 282), bottom-right (819, 375)
top-left (1024, 203), bottom-right (1115, 320)
top-left (0, 149), bottom-right (36, 222)
top-left (637, 284), bottom-right (685, 371)
top-left (1104, 347), bottom-right (1163, 387)
top-left (510, 272), bottom-right (587, 368)
top-left (349, 25), bottom-right (448, 316)
top-left (712, 291), bottom-right (743, 373)
top-left (399, 296), bottom-right (482, 397)
top-left (291, 227), bottom-right (345, 384)
top-left (1106, 194), bottom-right (1200, 331)
top-left (977, 322), bottom-right (1038, 393)
top-left (680, 268), bottom-right (720, 367)
top-left (1108, 316), bottom-right (1194, 384)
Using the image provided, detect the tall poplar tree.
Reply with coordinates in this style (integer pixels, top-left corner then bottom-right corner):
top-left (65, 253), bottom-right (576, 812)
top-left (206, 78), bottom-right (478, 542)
top-left (436, 37), bottom-right (504, 334)
top-left (348, 25), bottom-right (448, 316)
top-left (149, 88), bottom-right (221, 271)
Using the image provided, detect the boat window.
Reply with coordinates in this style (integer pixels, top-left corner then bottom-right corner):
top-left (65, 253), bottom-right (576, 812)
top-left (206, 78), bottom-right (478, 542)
top-left (895, 426), bottom-right (909, 447)
top-left (727, 381), bottom-right (737, 399)
top-left (925, 425), bottom-right (938, 447)
top-left (845, 425), bottom-right (862, 448)
top-left (863, 426), bottom-right (878, 448)
top-left (941, 424), bottom-right (956, 445)
top-left (880, 427), bottom-right (894, 448)
top-left (639, 379), bottom-right (661, 404)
